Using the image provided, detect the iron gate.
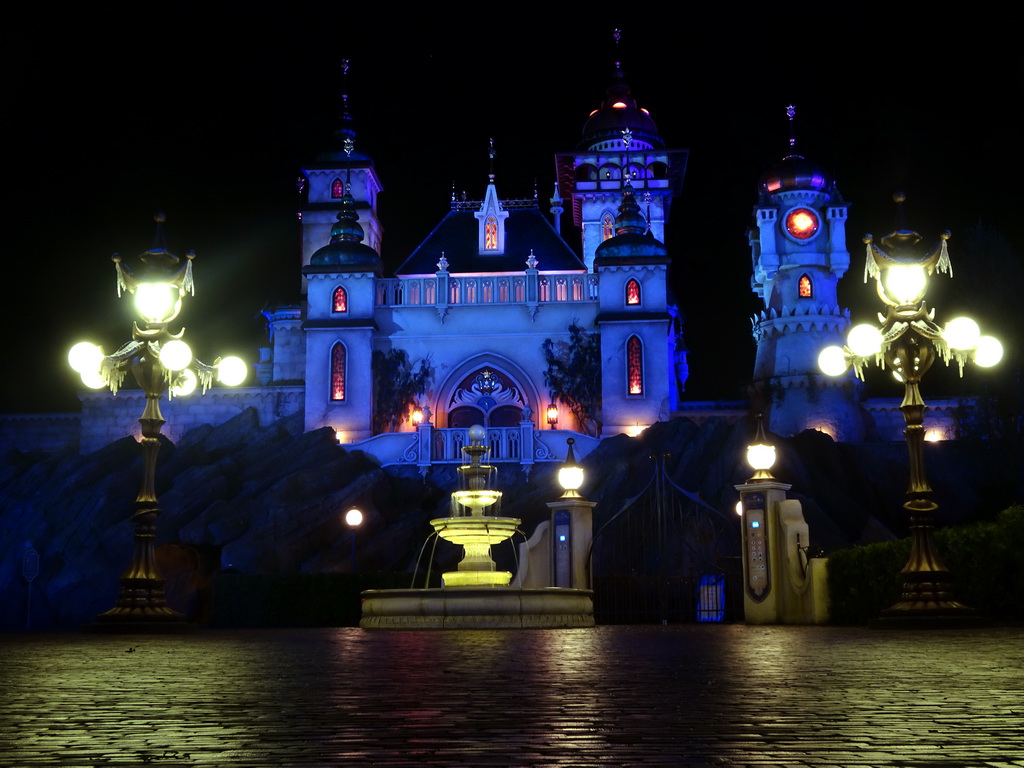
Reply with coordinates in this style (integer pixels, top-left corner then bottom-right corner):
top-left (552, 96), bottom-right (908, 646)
top-left (590, 456), bottom-right (742, 624)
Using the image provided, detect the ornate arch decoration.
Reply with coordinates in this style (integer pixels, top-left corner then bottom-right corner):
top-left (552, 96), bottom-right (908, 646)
top-left (433, 354), bottom-right (541, 429)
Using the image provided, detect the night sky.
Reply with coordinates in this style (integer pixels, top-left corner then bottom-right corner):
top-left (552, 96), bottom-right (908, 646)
top-left (6, 8), bottom-right (1020, 415)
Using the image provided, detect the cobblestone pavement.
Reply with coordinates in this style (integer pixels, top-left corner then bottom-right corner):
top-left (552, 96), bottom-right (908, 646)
top-left (0, 624), bottom-right (1022, 767)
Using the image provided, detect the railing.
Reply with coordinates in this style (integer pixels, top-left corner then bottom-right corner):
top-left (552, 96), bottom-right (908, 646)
top-left (376, 273), bottom-right (598, 308)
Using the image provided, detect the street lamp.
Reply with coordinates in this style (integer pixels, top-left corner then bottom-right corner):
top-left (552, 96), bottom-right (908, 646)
top-left (557, 437), bottom-right (585, 499)
top-left (546, 402), bottom-right (559, 429)
top-left (345, 507), bottom-right (363, 572)
top-left (818, 201), bottom-right (1001, 626)
top-left (745, 414), bottom-right (777, 483)
top-left (70, 214), bottom-right (246, 630)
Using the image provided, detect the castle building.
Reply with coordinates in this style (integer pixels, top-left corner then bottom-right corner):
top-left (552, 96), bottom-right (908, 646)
top-left (267, 60), bottom-right (689, 450)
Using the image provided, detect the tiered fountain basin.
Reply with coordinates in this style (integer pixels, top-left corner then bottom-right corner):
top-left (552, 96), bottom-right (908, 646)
top-left (430, 515), bottom-right (521, 587)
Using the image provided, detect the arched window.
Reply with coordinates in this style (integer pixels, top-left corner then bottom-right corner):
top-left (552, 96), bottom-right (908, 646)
top-left (627, 335), bottom-right (643, 396)
top-left (332, 286), bottom-right (347, 313)
top-left (539, 277), bottom-right (550, 302)
top-left (798, 274), bottom-right (813, 298)
top-left (485, 216), bottom-right (498, 250)
top-left (602, 213), bottom-right (615, 241)
top-left (331, 178), bottom-right (344, 199)
top-left (555, 278), bottom-right (568, 302)
top-left (330, 342), bottom-right (346, 401)
top-left (576, 164), bottom-right (598, 181)
top-left (626, 278), bottom-right (641, 306)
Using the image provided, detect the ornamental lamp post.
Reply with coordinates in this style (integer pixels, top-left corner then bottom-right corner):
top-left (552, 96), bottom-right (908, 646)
top-left (818, 197), bottom-right (1001, 627)
top-left (70, 214), bottom-right (246, 631)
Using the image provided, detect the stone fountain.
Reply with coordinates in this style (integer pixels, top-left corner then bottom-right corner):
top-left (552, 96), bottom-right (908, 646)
top-left (360, 425), bottom-right (594, 629)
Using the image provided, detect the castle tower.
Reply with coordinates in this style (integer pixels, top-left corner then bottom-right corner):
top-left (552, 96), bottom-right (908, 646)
top-left (298, 61), bottom-right (383, 292)
top-left (553, 41), bottom-right (687, 271)
top-left (749, 108), bottom-right (863, 440)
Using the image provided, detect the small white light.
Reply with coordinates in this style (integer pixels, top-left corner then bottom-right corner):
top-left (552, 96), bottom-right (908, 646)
top-left (69, 342), bottom-right (103, 374)
top-left (746, 443), bottom-right (776, 472)
top-left (217, 356), bottom-right (247, 386)
top-left (80, 368), bottom-right (106, 389)
top-left (345, 508), bottom-right (363, 527)
top-left (974, 336), bottom-right (1003, 367)
top-left (735, 501), bottom-right (744, 517)
top-left (818, 346), bottom-right (848, 376)
top-left (944, 317), bottom-right (981, 351)
top-left (170, 368), bottom-right (197, 397)
top-left (558, 465), bottom-right (585, 492)
top-left (847, 324), bottom-right (883, 357)
top-left (883, 265), bottom-right (927, 304)
top-left (160, 339), bottom-right (192, 371)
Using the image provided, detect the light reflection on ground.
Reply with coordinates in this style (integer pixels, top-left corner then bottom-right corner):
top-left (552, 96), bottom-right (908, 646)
top-left (0, 625), bottom-right (1021, 766)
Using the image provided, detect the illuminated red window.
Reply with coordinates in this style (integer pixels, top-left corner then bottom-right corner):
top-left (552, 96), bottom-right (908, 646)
top-left (331, 178), bottom-right (344, 199)
top-left (798, 274), bottom-right (812, 298)
top-left (485, 217), bottom-right (497, 249)
top-left (627, 336), bottom-right (643, 395)
top-left (602, 213), bottom-right (615, 241)
top-left (626, 278), bottom-right (641, 305)
top-left (330, 342), bottom-right (346, 401)
top-left (333, 286), bottom-right (348, 312)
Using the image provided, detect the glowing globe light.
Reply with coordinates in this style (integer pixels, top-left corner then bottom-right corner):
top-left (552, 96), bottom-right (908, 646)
top-left (735, 501), bottom-right (744, 517)
top-left (133, 283), bottom-right (181, 324)
top-left (68, 341), bottom-right (103, 374)
top-left (468, 424), bottom-right (487, 444)
top-left (170, 368), bottom-right (197, 397)
top-left (159, 339), bottom-right (192, 371)
top-left (216, 356), bottom-right (247, 386)
top-left (345, 508), bottom-right (363, 527)
top-left (882, 265), bottom-right (927, 304)
top-left (973, 335), bottom-right (1003, 367)
top-left (943, 317), bottom-right (981, 351)
top-left (80, 368), bottom-right (106, 389)
top-left (818, 345), bottom-right (848, 376)
top-left (785, 208), bottom-right (819, 240)
top-left (558, 463), bottom-right (584, 494)
top-left (746, 442), bottom-right (776, 473)
top-left (847, 324), bottom-right (884, 357)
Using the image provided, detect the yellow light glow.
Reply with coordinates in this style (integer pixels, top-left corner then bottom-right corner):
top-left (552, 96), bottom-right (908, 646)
top-left (68, 342), bottom-right (103, 374)
top-left (335, 430), bottom-right (347, 443)
top-left (974, 336), bottom-right (1003, 367)
top-left (818, 346), bottom-right (848, 376)
top-left (345, 508), bottom-right (363, 527)
top-left (133, 283), bottom-right (181, 324)
top-left (882, 265), bottom-right (927, 304)
top-left (943, 317), bottom-right (981, 351)
top-left (160, 339), bottom-right (192, 371)
top-left (558, 465), bottom-right (584, 492)
top-left (217, 356), bottom-right (247, 386)
top-left (170, 368), bottom-right (197, 397)
top-left (847, 324), bottom-right (883, 357)
top-left (626, 424), bottom-right (646, 437)
top-left (924, 430), bottom-right (942, 442)
top-left (411, 409), bottom-right (423, 424)
top-left (746, 443), bottom-right (776, 472)
top-left (611, 101), bottom-right (627, 109)
top-left (80, 368), bottom-right (106, 389)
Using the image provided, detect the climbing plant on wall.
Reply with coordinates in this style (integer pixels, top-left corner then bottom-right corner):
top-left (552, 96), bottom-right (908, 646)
top-left (542, 322), bottom-right (602, 437)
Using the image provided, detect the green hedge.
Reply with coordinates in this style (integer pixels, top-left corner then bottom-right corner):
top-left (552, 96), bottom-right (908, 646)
top-left (827, 505), bottom-right (1024, 625)
top-left (210, 572), bottom-right (414, 627)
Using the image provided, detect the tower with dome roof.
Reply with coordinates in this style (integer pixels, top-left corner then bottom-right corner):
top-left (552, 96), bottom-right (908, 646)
top-left (749, 107), bottom-right (863, 440)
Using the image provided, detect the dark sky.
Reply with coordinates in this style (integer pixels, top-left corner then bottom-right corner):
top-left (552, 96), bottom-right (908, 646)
top-left (6, 8), bottom-right (1021, 413)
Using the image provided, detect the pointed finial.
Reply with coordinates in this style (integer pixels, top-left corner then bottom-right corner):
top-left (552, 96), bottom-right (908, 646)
top-left (488, 138), bottom-right (496, 184)
top-left (786, 105), bottom-right (797, 150)
top-left (893, 191), bottom-right (906, 230)
top-left (613, 28), bottom-right (621, 46)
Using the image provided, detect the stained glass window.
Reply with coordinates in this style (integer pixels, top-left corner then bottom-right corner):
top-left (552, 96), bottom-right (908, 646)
top-left (602, 213), bottom-right (615, 241)
top-left (485, 217), bottom-right (498, 249)
top-left (333, 286), bottom-right (347, 313)
top-left (626, 278), bottom-right (641, 305)
top-left (627, 336), bottom-right (643, 395)
top-left (331, 178), bottom-right (344, 199)
top-left (330, 342), bottom-right (346, 401)
top-left (799, 274), bottom-right (812, 298)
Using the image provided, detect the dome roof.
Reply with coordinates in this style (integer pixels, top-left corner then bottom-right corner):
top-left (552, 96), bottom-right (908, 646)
top-left (594, 184), bottom-right (668, 262)
top-left (579, 65), bottom-right (662, 151)
top-left (309, 192), bottom-right (381, 272)
top-left (758, 154), bottom-right (830, 194)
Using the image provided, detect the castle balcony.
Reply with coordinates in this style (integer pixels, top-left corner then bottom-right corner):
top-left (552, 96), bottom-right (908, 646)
top-left (375, 273), bottom-right (599, 308)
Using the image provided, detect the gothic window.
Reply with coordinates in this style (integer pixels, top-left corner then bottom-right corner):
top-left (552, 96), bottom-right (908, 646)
top-left (571, 278), bottom-right (584, 301)
top-left (466, 280), bottom-right (477, 304)
top-left (627, 335), bottom-right (643, 396)
top-left (798, 274), bottom-right (813, 298)
top-left (555, 278), bottom-right (568, 302)
top-left (449, 279), bottom-right (460, 304)
top-left (330, 342), bottom-right (346, 401)
top-left (482, 280), bottom-right (493, 303)
top-left (409, 282), bottom-right (420, 305)
top-left (498, 280), bottom-right (510, 303)
top-left (626, 278), bottom-right (641, 306)
top-left (485, 216), bottom-right (498, 250)
top-left (514, 279), bottom-right (525, 302)
top-left (425, 280), bottom-right (436, 304)
top-left (332, 286), bottom-right (348, 313)
top-left (539, 277), bottom-right (550, 302)
top-left (331, 178), bottom-right (344, 199)
top-left (602, 213), bottom-right (615, 241)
